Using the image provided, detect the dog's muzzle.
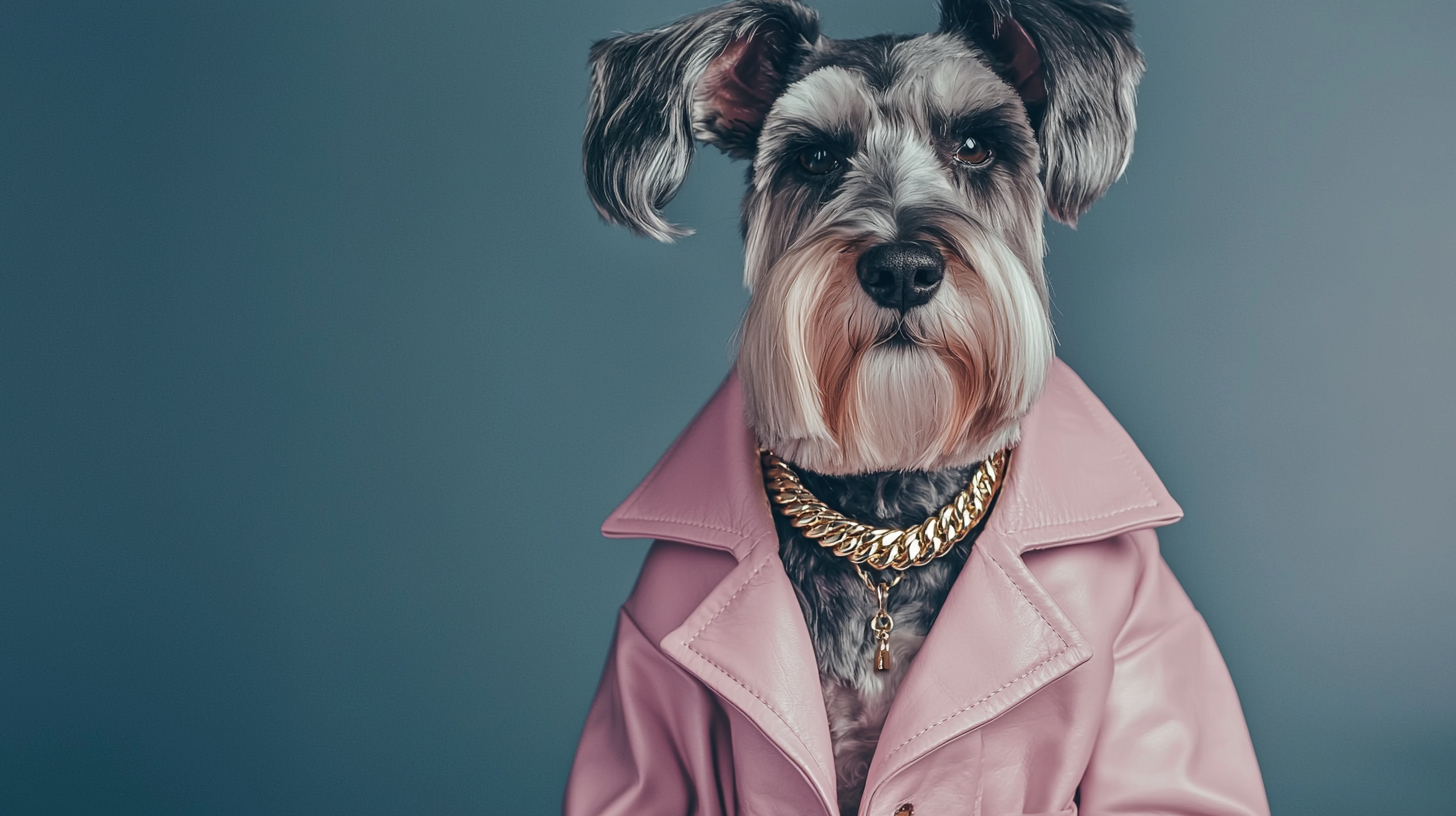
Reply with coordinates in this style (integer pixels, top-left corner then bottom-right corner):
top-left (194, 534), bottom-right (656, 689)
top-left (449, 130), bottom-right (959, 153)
top-left (855, 242), bottom-right (945, 312)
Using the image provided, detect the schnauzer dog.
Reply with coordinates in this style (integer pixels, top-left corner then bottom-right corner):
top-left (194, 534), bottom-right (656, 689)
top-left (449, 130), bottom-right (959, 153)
top-left (582, 0), bottom-right (1144, 813)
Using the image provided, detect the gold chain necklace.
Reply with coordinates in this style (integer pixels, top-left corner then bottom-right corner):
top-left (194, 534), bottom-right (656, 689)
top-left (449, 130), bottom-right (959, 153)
top-left (761, 448), bottom-right (1008, 672)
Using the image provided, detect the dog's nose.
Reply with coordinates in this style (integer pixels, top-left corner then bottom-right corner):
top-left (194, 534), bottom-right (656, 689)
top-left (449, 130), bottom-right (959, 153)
top-left (856, 242), bottom-right (945, 311)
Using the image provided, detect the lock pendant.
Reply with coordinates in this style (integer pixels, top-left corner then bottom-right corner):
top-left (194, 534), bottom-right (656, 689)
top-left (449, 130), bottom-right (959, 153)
top-left (870, 581), bottom-right (895, 672)
top-left (874, 630), bottom-right (893, 672)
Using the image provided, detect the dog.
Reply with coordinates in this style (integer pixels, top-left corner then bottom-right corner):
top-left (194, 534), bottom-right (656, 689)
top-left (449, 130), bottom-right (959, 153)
top-left (570, 2), bottom-right (1267, 815)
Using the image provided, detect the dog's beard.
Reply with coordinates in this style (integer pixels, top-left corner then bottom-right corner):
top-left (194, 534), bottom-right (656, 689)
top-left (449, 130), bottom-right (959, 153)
top-left (738, 225), bottom-right (1052, 475)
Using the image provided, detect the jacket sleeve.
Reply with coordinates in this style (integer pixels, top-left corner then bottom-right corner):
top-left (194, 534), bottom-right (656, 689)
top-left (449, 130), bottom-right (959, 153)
top-left (1078, 529), bottom-right (1271, 816)
top-left (563, 607), bottom-right (736, 816)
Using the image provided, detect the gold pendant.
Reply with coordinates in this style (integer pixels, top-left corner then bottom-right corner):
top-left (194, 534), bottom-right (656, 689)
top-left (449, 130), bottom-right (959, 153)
top-left (855, 564), bottom-right (901, 673)
top-left (874, 629), bottom-right (893, 672)
top-left (870, 579), bottom-right (894, 673)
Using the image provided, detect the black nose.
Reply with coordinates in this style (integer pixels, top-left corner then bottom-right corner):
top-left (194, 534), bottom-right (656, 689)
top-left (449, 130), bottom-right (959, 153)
top-left (856, 242), bottom-right (945, 311)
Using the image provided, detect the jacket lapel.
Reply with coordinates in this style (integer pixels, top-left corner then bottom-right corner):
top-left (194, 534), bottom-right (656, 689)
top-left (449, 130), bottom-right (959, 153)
top-left (863, 531), bottom-right (1094, 789)
top-left (601, 374), bottom-right (839, 810)
top-left (599, 360), bottom-right (1184, 810)
top-left (658, 545), bottom-right (840, 808)
top-left (861, 360), bottom-right (1183, 796)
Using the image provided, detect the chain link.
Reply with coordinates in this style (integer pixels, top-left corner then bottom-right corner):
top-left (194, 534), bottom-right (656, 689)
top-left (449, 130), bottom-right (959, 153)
top-left (762, 448), bottom-right (1008, 571)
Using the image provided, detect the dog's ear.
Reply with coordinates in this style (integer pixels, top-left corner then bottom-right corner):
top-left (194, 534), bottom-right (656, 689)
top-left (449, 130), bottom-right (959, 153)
top-left (584, 0), bottom-right (819, 242)
top-left (940, 0), bottom-right (1143, 225)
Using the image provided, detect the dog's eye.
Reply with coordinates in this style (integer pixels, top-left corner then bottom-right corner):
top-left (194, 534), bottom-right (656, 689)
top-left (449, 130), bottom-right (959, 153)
top-left (954, 137), bottom-right (993, 167)
top-left (798, 147), bottom-right (840, 176)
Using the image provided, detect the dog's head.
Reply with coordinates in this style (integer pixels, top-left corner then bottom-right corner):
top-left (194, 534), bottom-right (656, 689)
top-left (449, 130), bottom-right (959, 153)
top-left (584, 0), bottom-right (1142, 475)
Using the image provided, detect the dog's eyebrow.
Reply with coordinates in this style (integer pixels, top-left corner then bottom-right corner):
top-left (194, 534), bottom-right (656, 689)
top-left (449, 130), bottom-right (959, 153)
top-left (768, 66), bottom-right (872, 135)
top-left (773, 121), bottom-right (856, 150)
top-left (939, 105), bottom-right (1029, 141)
top-left (904, 52), bottom-right (1023, 122)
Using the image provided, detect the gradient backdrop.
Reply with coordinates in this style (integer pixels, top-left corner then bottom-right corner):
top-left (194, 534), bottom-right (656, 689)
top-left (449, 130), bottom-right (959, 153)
top-left (2, 1), bottom-right (1453, 814)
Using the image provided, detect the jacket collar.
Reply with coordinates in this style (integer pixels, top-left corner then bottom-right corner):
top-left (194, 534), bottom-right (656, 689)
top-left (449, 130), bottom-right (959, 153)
top-left (601, 359), bottom-right (1182, 813)
top-left (603, 358), bottom-right (1181, 555)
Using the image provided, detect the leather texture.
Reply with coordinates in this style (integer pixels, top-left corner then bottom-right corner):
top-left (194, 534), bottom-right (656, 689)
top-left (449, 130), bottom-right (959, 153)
top-left (566, 360), bottom-right (1270, 816)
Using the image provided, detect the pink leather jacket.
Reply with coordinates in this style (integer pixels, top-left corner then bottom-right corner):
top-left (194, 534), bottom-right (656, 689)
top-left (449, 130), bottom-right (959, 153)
top-left (565, 360), bottom-right (1269, 816)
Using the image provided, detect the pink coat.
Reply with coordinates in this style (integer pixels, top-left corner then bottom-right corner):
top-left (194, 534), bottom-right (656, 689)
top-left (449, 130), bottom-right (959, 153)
top-left (565, 360), bottom-right (1269, 816)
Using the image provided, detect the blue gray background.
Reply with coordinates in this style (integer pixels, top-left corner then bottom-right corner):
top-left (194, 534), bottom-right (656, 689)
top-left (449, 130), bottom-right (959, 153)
top-left (2, 1), bottom-right (1452, 813)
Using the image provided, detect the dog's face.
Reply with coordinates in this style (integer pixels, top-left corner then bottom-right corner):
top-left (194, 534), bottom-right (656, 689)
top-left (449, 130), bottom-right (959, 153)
top-left (736, 34), bottom-right (1052, 475)
top-left (585, 0), bottom-right (1142, 475)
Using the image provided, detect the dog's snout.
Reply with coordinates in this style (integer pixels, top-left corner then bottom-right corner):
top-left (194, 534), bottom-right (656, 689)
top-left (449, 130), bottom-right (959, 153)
top-left (856, 242), bottom-right (945, 311)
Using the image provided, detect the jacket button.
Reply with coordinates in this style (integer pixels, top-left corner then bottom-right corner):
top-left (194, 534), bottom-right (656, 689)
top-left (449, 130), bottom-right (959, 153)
top-left (894, 805), bottom-right (914, 816)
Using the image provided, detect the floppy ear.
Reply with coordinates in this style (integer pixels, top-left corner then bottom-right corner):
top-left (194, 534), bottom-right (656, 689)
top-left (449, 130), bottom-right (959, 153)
top-left (584, 0), bottom-right (819, 242)
top-left (941, 0), bottom-right (1143, 225)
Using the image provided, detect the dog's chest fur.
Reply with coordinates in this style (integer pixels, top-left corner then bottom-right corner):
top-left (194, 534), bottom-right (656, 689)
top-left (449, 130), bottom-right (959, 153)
top-left (774, 464), bottom-right (984, 816)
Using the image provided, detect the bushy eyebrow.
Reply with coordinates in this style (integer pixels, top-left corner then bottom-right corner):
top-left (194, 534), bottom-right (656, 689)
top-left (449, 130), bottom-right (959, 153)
top-left (937, 105), bottom-right (1027, 141)
top-left (901, 50), bottom-right (1021, 121)
top-left (765, 67), bottom-right (871, 136)
top-left (770, 122), bottom-right (857, 155)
